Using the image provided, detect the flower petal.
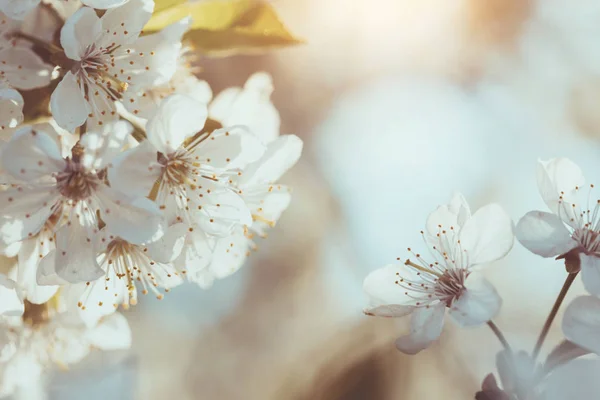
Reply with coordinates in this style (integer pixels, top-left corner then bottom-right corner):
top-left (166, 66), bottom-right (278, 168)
top-left (562, 296), bottom-right (600, 354)
top-left (60, 6), bottom-right (102, 61)
top-left (363, 264), bottom-right (417, 312)
top-left (95, 186), bottom-right (165, 244)
top-left (1, 126), bottom-right (65, 180)
top-left (16, 231), bottom-right (58, 304)
top-left (81, 0), bottom-right (129, 8)
top-left (107, 140), bottom-right (160, 198)
top-left (50, 71), bottom-right (89, 131)
top-left (86, 312), bottom-right (132, 350)
top-left (448, 192), bottom-right (471, 227)
top-left (146, 94), bottom-right (207, 154)
top-left (395, 302), bottom-right (445, 355)
top-left (542, 358), bottom-right (600, 400)
top-left (448, 273), bottom-right (501, 327)
top-left (537, 158), bottom-right (584, 216)
top-left (515, 210), bottom-right (578, 257)
top-left (54, 224), bottom-right (104, 283)
top-left (0, 46), bottom-right (53, 90)
top-left (581, 254), bottom-right (600, 296)
top-left (0, 273), bottom-right (23, 316)
top-left (79, 120), bottom-right (132, 170)
top-left (209, 72), bottom-right (280, 144)
top-left (0, 83), bottom-right (23, 131)
top-left (209, 230), bottom-right (250, 280)
top-left (196, 126), bottom-right (265, 171)
top-left (240, 135), bottom-right (303, 187)
top-left (145, 223), bottom-right (187, 264)
top-left (99, 0), bottom-right (153, 47)
top-left (459, 203), bottom-right (514, 267)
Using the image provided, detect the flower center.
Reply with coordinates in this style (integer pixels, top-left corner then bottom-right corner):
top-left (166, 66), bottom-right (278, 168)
top-left (56, 160), bottom-right (99, 201)
top-left (572, 228), bottom-right (600, 254)
top-left (73, 44), bottom-right (128, 100)
top-left (159, 152), bottom-right (196, 187)
top-left (434, 268), bottom-right (469, 306)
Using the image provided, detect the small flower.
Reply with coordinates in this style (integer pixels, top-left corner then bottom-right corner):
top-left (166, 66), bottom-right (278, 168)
top-left (108, 94), bottom-right (265, 237)
top-left (182, 134), bottom-right (303, 288)
top-left (50, 0), bottom-right (183, 130)
top-left (363, 193), bottom-right (514, 354)
top-left (515, 158), bottom-right (600, 294)
top-left (0, 299), bottom-right (131, 397)
top-left (0, 121), bottom-right (165, 283)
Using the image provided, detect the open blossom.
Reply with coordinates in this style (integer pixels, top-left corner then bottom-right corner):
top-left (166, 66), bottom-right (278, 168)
top-left (363, 193), bottom-right (513, 354)
top-left (515, 158), bottom-right (600, 294)
top-left (50, 0), bottom-right (183, 131)
top-left (0, 121), bottom-right (165, 283)
top-left (0, 309), bottom-right (130, 397)
top-left (109, 94), bottom-right (265, 236)
top-left (38, 223), bottom-right (187, 327)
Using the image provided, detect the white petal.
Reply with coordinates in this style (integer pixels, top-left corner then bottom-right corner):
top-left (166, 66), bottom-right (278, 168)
top-left (0, 0), bottom-right (40, 20)
top-left (174, 229), bottom-right (212, 274)
top-left (240, 135), bottom-right (303, 187)
top-left (537, 158), bottom-right (585, 215)
top-left (425, 204), bottom-right (460, 240)
top-left (1, 126), bottom-right (65, 180)
top-left (79, 120), bottom-right (132, 170)
top-left (209, 230), bottom-right (250, 279)
top-left (190, 179), bottom-right (251, 237)
top-left (448, 273), bottom-right (501, 326)
top-left (515, 210), bottom-right (578, 257)
top-left (244, 186), bottom-right (291, 236)
top-left (0, 46), bottom-right (52, 90)
top-left (395, 303), bottom-right (445, 355)
top-left (98, 0), bottom-right (153, 47)
top-left (196, 126), bottom-right (265, 171)
top-left (60, 6), bottom-right (102, 61)
top-left (459, 203), bottom-right (514, 267)
top-left (146, 94), bottom-right (207, 154)
top-left (50, 71), bottom-right (89, 131)
top-left (107, 140), bottom-right (160, 198)
top-left (542, 359), bottom-right (600, 400)
top-left (145, 223), bottom-right (187, 264)
top-left (85, 312), bottom-right (132, 350)
top-left (81, 0), bottom-right (129, 8)
top-left (16, 233), bottom-right (58, 304)
top-left (95, 186), bottom-right (165, 244)
top-left (363, 264), bottom-right (418, 311)
top-left (0, 84), bottom-right (23, 131)
top-left (562, 296), bottom-right (600, 354)
top-left (581, 254), bottom-right (600, 296)
top-left (36, 249), bottom-right (68, 286)
top-left (0, 274), bottom-right (23, 316)
top-left (53, 224), bottom-right (104, 283)
top-left (448, 192), bottom-right (471, 227)
top-left (209, 72), bottom-right (280, 144)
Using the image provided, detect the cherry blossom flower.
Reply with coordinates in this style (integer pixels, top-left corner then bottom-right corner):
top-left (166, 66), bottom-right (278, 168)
top-left (515, 158), bottom-right (600, 294)
top-left (363, 193), bottom-right (514, 354)
top-left (0, 121), bottom-right (165, 283)
top-left (183, 134), bottom-right (303, 288)
top-left (0, 306), bottom-right (130, 397)
top-left (50, 0), bottom-right (183, 131)
top-left (108, 94), bottom-right (265, 236)
top-left (0, 11), bottom-right (53, 90)
top-left (38, 223), bottom-right (187, 327)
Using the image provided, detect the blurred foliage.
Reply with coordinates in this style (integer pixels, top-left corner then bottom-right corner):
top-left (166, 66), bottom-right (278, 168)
top-left (147, 0), bottom-right (303, 56)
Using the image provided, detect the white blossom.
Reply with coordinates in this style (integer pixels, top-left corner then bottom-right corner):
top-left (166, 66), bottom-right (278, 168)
top-left (50, 0), bottom-right (183, 131)
top-left (363, 193), bottom-right (514, 354)
top-left (515, 158), bottom-right (600, 295)
top-left (0, 121), bottom-right (165, 283)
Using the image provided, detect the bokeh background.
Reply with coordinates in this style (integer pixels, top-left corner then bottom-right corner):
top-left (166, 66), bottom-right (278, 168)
top-left (54, 0), bottom-right (600, 398)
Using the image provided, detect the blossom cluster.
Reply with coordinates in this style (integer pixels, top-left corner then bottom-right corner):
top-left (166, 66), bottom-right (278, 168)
top-left (363, 158), bottom-right (600, 399)
top-left (0, 0), bottom-right (302, 395)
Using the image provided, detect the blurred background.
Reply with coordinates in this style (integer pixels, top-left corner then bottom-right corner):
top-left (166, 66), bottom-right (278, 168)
top-left (61, 0), bottom-right (600, 398)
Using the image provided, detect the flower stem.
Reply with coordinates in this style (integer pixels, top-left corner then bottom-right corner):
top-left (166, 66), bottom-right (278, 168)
top-left (487, 320), bottom-right (512, 353)
top-left (531, 272), bottom-right (577, 361)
